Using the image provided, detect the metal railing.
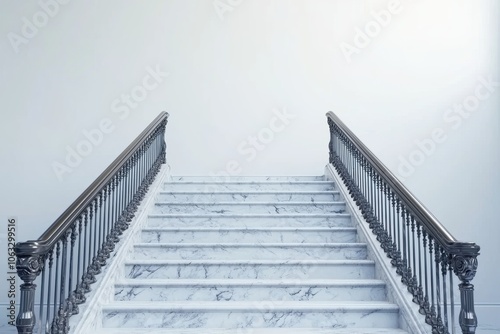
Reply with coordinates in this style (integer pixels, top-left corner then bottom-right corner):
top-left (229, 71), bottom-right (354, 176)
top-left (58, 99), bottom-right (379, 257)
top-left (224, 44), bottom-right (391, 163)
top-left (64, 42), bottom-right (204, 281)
top-left (326, 112), bottom-right (480, 334)
top-left (15, 112), bottom-right (169, 334)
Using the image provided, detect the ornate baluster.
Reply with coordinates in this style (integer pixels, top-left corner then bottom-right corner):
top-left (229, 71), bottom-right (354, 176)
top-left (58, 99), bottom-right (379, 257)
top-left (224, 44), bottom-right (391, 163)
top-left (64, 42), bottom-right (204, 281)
top-left (51, 242), bottom-right (60, 334)
top-left (406, 210), bottom-right (414, 293)
top-left (441, 249), bottom-right (450, 333)
top-left (44, 250), bottom-right (53, 334)
top-left (414, 224), bottom-right (425, 308)
top-left (395, 198), bottom-right (404, 276)
top-left (400, 207), bottom-right (409, 285)
top-left (67, 222), bottom-right (78, 316)
top-left (427, 236), bottom-right (437, 327)
top-left (435, 243), bottom-right (445, 334)
top-left (410, 217), bottom-right (418, 297)
top-left (55, 230), bottom-right (71, 333)
top-left (75, 212), bottom-right (87, 302)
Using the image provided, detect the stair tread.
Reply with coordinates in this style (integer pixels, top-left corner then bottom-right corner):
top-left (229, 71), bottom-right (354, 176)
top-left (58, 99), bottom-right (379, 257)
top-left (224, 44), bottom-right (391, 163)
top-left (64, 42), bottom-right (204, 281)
top-left (142, 227), bottom-right (356, 231)
top-left (94, 175), bottom-right (408, 331)
top-left (95, 329), bottom-right (408, 334)
top-left (148, 214), bottom-right (350, 217)
top-left (164, 181), bottom-right (334, 184)
top-left (103, 300), bottom-right (400, 311)
top-left (125, 259), bottom-right (375, 265)
top-left (155, 201), bottom-right (344, 205)
top-left (159, 191), bottom-right (340, 194)
top-left (134, 242), bottom-right (366, 247)
top-left (115, 278), bottom-right (386, 286)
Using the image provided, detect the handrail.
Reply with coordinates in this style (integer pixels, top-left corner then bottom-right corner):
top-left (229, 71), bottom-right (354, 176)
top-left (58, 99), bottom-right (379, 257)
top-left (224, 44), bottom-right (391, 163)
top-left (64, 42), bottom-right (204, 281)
top-left (17, 112), bottom-right (169, 257)
top-left (326, 111), bottom-right (480, 334)
top-left (15, 111), bottom-right (169, 334)
top-left (326, 111), bottom-right (479, 256)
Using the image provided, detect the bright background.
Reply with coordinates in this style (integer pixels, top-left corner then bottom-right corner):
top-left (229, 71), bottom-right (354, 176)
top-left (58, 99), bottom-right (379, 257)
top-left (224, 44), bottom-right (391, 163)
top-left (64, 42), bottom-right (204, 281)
top-left (1, 0), bottom-right (499, 331)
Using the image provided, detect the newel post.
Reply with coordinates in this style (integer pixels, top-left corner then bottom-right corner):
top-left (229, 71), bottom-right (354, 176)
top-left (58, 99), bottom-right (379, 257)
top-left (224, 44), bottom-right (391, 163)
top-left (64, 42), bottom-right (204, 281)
top-left (16, 253), bottom-right (44, 334)
top-left (452, 254), bottom-right (479, 334)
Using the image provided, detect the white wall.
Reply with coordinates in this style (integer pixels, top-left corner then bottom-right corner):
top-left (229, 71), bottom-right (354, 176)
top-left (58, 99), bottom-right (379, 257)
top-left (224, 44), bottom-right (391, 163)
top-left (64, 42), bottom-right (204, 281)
top-left (0, 0), bottom-right (498, 331)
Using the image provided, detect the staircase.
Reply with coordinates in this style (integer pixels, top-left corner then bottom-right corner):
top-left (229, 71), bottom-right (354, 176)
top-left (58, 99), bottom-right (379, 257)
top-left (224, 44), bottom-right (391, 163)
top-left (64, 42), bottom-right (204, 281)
top-left (95, 176), bottom-right (409, 333)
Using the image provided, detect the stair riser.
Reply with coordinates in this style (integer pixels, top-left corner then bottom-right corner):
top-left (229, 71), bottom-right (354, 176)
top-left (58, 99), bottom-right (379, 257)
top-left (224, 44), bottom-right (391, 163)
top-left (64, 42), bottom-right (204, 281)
top-left (162, 183), bottom-right (336, 192)
top-left (102, 309), bottom-right (399, 329)
top-left (131, 245), bottom-right (367, 261)
top-left (125, 263), bottom-right (375, 280)
top-left (152, 203), bottom-right (346, 215)
top-left (171, 176), bottom-right (326, 182)
top-left (114, 285), bottom-right (386, 302)
top-left (156, 193), bottom-right (342, 203)
top-left (141, 230), bottom-right (358, 244)
top-left (147, 216), bottom-right (353, 228)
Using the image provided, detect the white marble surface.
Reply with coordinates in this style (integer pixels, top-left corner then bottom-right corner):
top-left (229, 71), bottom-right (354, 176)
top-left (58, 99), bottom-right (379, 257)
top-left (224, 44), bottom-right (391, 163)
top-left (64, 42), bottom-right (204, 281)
top-left (101, 301), bottom-right (400, 329)
top-left (157, 191), bottom-right (342, 203)
top-left (130, 243), bottom-right (367, 261)
top-left (94, 327), bottom-right (410, 334)
top-left (124, 259), bottom-right (376, 280)
top-left (94, 328), bottom-right (409, 334)
top-left (147, 214), bottom-right (353, 228)
top-left (79, 174), bottom-right (408, 332)
top-left (141, 227), bottom-right (358, 244)
top-left (161, 181), bottom-right (336, 192)
top-left (171, 176), bottom-right (326, 182)
top-left (114, 279), bottom-right (387, 302)
top-left (151, 202), bottom-right (346, 215)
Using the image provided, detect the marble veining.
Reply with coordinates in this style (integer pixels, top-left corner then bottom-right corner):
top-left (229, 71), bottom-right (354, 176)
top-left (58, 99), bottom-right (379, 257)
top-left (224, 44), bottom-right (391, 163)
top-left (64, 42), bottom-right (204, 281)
top-left (89, 175), bottom-right (406, 333)
top-left (114, 280), bottom-right (387, 302)
top-left (140, 227), bottom-right (358, 244)
top-left (146, 215), bottom-right (353, 228)
top-left (102, 302), bottom-right (399, 329)
top-left (172, 176), bottom-right (326, 182)
top-left (152, 202), bottom-right (346, 215)
top-left (157, 191), bottom-right (342, 203)
top-left (124, 260), bottom-right (375, 280)
top-left (161, 182), bottom-right (336, 192)
top-left (130, 243), bottom-right (367, 261)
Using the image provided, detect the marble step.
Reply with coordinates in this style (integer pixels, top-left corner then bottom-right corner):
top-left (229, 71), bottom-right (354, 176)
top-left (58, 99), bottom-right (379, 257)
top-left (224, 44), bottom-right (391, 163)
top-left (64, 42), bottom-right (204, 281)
top-left (131, 243), bottom-right (368, 261)
top-left (156, 191), bottom-right (342, 203)
top-left (101, 301), bottom-right (400, 329)
top-left (141, 227), bottom-right (358, 243)
top-left (151, 202), bottom-right (346, 215)
top-left (114, 279), bottom-right (387, 302)
top-left (147, 214), bottom-right (353, 228)
top-left (161, 181), bottom-right (336, 192)
top-left (171, 176), bottom-right (326, 182)
top-left (124, 260), bottom-right (375, 280)
top-left (95, 328), bottom-right (409, 334)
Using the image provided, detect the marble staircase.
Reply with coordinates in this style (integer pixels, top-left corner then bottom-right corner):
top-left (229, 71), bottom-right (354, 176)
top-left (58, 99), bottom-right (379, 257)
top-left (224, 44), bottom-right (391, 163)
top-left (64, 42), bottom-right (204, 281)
top-left (96, 176), bottom-right (410, 333)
